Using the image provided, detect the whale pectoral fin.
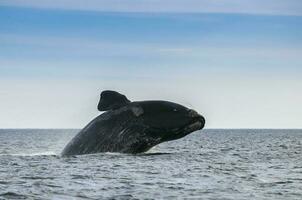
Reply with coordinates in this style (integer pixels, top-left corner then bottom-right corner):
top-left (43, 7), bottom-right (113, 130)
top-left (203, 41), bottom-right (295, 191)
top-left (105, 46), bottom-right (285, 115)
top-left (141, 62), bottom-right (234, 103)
top-left (98, 90), bottom-right (131, 111)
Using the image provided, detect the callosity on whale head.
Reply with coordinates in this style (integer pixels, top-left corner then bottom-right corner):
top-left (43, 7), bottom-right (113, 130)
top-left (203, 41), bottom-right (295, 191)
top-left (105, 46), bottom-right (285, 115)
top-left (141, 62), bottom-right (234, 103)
top-left (61, 90), bottom-right (205, 156)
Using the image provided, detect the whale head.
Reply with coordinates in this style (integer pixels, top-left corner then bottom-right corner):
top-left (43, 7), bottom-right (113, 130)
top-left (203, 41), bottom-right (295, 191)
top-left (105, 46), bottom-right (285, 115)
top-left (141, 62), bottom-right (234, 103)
top-left (135, 101), bottom-right (205, 143)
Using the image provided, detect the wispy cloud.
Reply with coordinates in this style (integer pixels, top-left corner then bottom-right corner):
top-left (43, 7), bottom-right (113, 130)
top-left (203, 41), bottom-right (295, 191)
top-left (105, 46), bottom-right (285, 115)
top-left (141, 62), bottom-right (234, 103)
top-left (1, 0), bottom-right (302, 16)
top-left (0, 3), bottom-right (301, 128)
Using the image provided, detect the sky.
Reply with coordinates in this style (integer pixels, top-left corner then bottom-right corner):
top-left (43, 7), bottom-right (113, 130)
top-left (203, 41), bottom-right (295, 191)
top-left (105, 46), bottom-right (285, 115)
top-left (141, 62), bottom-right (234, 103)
top-left (0, 0), bottom-right (301, 128)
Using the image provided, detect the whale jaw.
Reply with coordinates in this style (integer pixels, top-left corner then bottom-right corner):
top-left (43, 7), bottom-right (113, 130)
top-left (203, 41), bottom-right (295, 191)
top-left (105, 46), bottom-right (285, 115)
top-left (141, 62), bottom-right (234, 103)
top-left (184, 120), bottom-right (203, 133)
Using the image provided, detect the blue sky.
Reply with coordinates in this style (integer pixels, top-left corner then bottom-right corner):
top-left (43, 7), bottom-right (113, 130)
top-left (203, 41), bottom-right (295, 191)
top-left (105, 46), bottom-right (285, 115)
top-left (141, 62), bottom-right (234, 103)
top-left (0, 1), bottom-right (301, 128)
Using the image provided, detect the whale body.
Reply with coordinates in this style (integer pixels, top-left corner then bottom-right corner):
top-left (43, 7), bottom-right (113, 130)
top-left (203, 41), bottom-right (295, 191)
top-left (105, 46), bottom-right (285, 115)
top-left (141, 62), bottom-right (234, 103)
top-left (61, 91), bottom-right (205, 156)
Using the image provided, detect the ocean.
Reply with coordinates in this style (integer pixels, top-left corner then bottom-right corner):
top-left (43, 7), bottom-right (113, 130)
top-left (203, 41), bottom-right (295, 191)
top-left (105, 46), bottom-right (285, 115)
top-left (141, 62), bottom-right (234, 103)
top-left (0, 129), bottom-right (301, 200)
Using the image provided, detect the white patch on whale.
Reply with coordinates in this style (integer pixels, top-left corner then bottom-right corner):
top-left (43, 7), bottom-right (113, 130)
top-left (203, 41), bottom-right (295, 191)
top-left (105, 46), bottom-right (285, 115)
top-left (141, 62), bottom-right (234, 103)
top-left (131, 106), bottom-right (144, 117)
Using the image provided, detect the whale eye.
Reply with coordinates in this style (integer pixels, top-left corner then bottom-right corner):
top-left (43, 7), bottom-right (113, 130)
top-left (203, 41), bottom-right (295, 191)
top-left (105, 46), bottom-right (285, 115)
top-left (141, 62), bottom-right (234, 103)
top-left (173, 108), bottom-right (178, 112)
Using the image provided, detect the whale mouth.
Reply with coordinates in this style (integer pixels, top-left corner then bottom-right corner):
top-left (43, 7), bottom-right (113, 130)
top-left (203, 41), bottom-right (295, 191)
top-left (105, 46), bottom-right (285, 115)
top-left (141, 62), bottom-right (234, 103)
top-left (184, 120), bottom-right (203, 132)
top-left (186, 110), bottom-right (205, 131)
top-left (183, 115), bottom-right (205, 133)
top-left (148, 115), bottom-right (205, 142)
top-left (163, 116), bottom-right (205, 141)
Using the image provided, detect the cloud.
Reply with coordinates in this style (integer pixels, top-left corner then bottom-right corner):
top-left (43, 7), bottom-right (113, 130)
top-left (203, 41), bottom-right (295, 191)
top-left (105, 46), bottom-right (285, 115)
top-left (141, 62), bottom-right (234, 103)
top-left (1, 0), bottom-right (302, 16)
top-left (158, 48), bottom-right (193, 54)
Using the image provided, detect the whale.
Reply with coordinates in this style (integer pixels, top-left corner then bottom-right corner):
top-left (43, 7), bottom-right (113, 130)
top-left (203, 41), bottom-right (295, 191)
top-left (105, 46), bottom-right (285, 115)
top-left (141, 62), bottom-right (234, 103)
top-left (61, 90), bottom-right (205, 156)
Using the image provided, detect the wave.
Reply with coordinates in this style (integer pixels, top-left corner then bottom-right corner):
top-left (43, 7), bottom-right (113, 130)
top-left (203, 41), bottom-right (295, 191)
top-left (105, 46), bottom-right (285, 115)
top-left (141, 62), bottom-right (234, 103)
top-left (0, 151), bottom-right (57, 157)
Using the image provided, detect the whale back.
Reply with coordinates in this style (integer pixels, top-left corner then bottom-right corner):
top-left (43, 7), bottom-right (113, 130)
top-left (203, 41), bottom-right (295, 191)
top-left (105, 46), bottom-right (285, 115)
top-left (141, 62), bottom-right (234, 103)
top-left (98, 90), bottom-right (131, 111)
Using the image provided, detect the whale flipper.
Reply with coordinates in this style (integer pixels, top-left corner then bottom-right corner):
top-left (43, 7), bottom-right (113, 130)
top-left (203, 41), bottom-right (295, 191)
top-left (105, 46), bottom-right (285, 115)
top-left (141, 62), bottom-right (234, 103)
top-left (97, 90), bottom-right (131, 111)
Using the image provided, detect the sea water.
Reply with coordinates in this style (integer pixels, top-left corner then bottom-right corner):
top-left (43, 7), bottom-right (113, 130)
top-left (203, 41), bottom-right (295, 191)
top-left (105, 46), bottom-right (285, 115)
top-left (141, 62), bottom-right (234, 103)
top-left (0, 129), bottom-right (301, 199)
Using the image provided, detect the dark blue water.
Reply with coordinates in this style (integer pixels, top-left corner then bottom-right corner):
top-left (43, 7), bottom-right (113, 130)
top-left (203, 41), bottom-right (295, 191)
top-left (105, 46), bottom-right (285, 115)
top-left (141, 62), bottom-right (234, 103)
top-left (0, 129), bottom-right (301, 199)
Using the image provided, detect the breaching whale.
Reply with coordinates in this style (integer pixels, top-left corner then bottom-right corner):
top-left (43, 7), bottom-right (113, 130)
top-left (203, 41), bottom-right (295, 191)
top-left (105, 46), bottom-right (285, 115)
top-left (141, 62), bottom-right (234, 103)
top-left (61, 90), bottom-right (205, 156)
